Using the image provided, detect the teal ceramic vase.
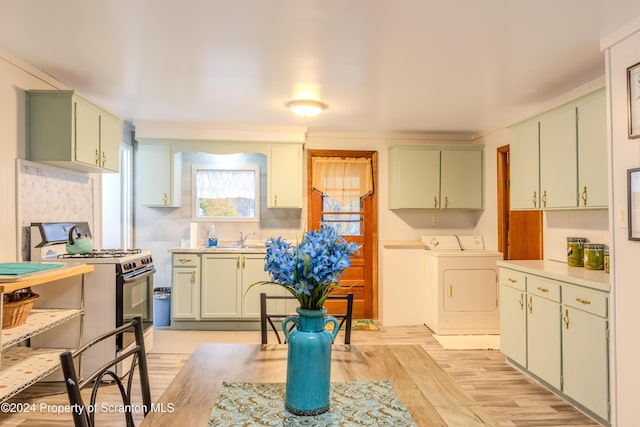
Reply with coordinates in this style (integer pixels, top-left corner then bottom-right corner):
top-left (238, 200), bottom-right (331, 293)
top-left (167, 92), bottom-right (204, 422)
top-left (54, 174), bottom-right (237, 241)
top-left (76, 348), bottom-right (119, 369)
top-left (282, 307), bottom-right (340, 415)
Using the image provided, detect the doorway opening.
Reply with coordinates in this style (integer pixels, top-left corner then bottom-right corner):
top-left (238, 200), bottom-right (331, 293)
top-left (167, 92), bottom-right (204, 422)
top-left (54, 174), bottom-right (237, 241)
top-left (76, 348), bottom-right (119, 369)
top-left (497, 145), bottom-right (543, 260)
top-left (307, 150), bottom-right (378, 319)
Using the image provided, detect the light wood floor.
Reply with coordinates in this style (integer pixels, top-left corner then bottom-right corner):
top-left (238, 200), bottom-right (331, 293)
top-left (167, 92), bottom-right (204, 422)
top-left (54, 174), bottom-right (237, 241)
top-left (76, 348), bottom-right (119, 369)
top-left (0, 325), bottom-right (603, 426)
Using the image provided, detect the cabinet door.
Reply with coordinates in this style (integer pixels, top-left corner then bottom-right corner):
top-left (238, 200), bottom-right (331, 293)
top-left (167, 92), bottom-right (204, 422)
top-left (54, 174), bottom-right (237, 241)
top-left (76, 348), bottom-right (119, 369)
top-left (388, 146), bottom-right (440, 208)
top-left (539, 105), bottom-right (578, 208)
top-left (562, 306), bottom-right (609, 420)
top-left (201, 255), bottom-right (241, 319)
top-left (510, 120), bottom-right (540, 209)
top-left (74, 97), bottom-right (101, 168)
top-left (527, 294), bottom-right (561, 389)
top-left (99, 112), bottom-right (122, 173)
top-left (440, 148), bottom-right (483, 209)
top-left (172, 267), bottom-right (198, 320)
top-left (577, 90), bottom-right (607, 208)
top-left (137, 142), bottom-right (182, 207)
top-left (499, 284), bottom-right (527, 367)
top-left (268, 145), bottom-right (302, 208)
top-left (241, 254), bottom-right (277, 317)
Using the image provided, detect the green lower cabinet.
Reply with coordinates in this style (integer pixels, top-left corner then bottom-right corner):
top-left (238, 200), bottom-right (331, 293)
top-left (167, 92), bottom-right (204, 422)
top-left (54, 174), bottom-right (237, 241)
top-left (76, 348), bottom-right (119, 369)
top-left (499, 265), bottom-right (610, 424)
top-left (562, 305), bottom-right (609, 421)
top-left (201, 254), bottom-right (242, 319)
top-left (526, 294), bottom-right (561, 389)
top-left (499, 283), bottom-right (527, 367)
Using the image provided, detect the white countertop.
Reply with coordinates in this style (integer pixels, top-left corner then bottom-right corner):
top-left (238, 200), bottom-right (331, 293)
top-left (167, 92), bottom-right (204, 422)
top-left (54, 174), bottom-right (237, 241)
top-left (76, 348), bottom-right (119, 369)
top-left (169, 246), bottom-right (266, 254)
top-left (497, 259), bottom-right (610, 292)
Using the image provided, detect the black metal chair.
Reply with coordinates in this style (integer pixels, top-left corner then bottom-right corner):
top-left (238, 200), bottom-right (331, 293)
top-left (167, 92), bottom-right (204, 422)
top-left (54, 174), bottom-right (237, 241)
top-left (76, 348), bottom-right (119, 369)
top-left (59, 316), bottom-right (151, 427)
top-left (260, 292), bottom-right (354, 344)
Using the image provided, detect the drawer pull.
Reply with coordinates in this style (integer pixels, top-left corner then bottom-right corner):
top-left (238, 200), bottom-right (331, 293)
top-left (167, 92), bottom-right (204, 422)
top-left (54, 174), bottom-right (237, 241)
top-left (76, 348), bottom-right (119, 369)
top-left (563, 308), bottom-right (570, 329)
top-left (528, 296), bottom-right (533, 314)
top-left (519, 293), bottom-right (524, 310)
top-left (448, 285), bottom-right (453, 298)
top-left (576, 297), bottom-right (591, 305)
top-left (178, 258), bottom-right (191, 264)
top-left (508, 278), bottom-right (518, 283)
top-left (537, 287), bottom-right (549, 293)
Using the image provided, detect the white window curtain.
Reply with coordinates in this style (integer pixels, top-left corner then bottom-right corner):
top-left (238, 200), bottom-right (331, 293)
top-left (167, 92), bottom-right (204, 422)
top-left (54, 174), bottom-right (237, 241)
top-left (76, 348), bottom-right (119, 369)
top-left (196, 170), bottom-right (255, 199)
top-left (311, 157), bottom-right (373, 205)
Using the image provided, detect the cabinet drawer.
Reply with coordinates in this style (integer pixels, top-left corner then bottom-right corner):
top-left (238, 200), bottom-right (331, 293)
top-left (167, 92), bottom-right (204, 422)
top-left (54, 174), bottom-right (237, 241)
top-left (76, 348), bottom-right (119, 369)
top-left (528, 276), bottom-right (560, 302)
top-left (563, 285), bottom-right (608, 317)
top-left (173, 254), bottom-right (199, 267)
top-left (499, 268), bottom-right (526, 291)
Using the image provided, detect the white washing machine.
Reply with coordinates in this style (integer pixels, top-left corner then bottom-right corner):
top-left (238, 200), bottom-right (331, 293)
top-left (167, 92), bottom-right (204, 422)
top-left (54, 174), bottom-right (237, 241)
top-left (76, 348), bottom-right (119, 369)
top-left (423, 235), bottom-right (503, 335)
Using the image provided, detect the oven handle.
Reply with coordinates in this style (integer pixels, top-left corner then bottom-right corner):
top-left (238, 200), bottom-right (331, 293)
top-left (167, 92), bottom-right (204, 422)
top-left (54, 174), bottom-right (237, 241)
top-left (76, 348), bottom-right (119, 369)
top-left (121, 267), bottom-right (156, 283)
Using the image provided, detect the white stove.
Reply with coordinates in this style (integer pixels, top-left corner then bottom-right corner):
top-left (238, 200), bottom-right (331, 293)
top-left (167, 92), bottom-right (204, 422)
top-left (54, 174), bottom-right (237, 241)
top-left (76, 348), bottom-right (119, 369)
top-left (29, 222), bottom-right (154, 378)
top-left (422, 235), bottom-right (503, 335)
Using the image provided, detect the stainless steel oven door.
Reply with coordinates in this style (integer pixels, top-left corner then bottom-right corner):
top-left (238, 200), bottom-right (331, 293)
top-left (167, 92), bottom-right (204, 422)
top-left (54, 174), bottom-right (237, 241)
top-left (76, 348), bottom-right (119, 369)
top-left (117, 266), bottom-right (155, 350)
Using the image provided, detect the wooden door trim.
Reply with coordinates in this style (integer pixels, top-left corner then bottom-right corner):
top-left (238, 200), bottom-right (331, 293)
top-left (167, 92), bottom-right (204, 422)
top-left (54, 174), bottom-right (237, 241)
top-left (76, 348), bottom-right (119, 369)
top-left (497, 145), bottom-right (510, 259)
top-left (306, 149), bottom-right (378, 319)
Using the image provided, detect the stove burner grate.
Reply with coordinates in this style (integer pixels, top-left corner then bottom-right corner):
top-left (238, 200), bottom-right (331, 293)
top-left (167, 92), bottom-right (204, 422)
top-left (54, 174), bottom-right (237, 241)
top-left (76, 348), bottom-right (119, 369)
top-left (58, 249), bottom-right (143, 259)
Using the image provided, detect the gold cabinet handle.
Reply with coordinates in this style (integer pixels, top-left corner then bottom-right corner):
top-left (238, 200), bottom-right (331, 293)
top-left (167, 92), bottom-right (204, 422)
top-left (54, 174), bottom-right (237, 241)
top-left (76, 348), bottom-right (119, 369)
top-left (95, 148), bottom-right (100, 166)
top-left (519, 293), bottom-right (524, 310)
top-left (434, 196), bottom-right (438, 208)
top-left (508, 277), bottom-right (518, 283)
top-left (542, 190), bottom-right (547, 208)
top-left (528, 296), bottom-right (533, 314)
top-left (102, 151), bottom-right (107, 167)
top-left (532, 191), bottom-right (537, 207)
top-left (576, 297), bottom-right (591, 305)
top-left (190, 271), bottom-right (196, 284)
top-left (178, 258), bottom-right (191, 264)
top-left (563, 308), bottom-right (570, 329)
top-left (274, 194), bottom-right (278, 207)
top-left (242, 255), bottom-right (246, 269)
top-left (163, 192), bottom-right (168, 206)
top-left (581, 186), bottom-right (587, 206)
top-left (444, 196), bottom-right (449, 208)
top-left (537, 287), bottom-right (549, 293)
top-left (236, 256), bottom-right (241, 269)
top-left (448, 285), bottom-right (453, 298)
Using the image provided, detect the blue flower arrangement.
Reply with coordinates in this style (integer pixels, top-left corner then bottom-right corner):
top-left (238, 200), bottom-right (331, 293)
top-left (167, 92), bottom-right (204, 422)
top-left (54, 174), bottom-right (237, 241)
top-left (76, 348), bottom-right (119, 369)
top-left (250, 225), bottom-right (360, 310)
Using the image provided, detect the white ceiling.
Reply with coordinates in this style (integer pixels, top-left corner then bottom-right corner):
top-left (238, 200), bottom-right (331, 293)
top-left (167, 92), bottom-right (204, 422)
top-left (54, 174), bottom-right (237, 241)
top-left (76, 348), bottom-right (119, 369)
top-left (1, 0), bottom-right (640, 136)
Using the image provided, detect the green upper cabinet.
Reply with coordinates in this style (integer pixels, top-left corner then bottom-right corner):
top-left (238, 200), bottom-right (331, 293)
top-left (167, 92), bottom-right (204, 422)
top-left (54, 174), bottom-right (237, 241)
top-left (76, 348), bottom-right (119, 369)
top-left (268, 144), bottom-right (302, 208)
top-left (576, 90), bottom-right (608, 208)
top-left (539, 103), bottom-right (578, 209)
top-left (509, 88), bottom-right (607, 211)
top-left (388, 145), bottom-right (483, 210)
top-left (510, 120), bottom-right (540, 209)
top-left (440, 147), bottom-right (483, 209)
top-left (388, 146), bottom-right (440, 209)
top-left (26, 90), bottom-right (122, 173)
top-left (136, 141), bottom-right (182, 207)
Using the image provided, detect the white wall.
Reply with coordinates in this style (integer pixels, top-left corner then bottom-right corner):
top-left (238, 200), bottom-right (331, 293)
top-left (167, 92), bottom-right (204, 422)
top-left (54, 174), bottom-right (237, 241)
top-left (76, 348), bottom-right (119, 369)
top-left (0, 51), bottom-right (67, 261)
top-left (602, 18), bottom-right (640, 426)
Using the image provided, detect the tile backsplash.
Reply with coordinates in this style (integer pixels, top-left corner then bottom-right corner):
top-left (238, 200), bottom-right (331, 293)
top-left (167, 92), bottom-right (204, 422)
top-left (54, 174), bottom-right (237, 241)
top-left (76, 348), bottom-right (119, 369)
top-left (16, 159), bottom-right (95, 260)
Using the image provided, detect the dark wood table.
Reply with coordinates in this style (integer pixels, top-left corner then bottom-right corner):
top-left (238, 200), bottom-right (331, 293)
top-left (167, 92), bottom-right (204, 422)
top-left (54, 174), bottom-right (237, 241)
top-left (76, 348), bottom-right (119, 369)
top-left (140, 343), bottom-right (497, 427)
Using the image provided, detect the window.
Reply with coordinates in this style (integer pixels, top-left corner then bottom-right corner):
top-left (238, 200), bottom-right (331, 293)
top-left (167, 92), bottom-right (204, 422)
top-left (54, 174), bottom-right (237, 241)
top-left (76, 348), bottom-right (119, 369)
top-left (193, 165), bottom-right (260, 222)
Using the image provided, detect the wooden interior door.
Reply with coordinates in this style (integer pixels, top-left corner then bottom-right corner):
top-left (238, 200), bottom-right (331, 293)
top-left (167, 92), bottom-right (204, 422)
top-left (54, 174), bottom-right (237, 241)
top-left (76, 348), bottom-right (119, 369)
top-left (307, 150), bottom-right (377, 319)
top-left (498, 144), bottom-right (543, 260)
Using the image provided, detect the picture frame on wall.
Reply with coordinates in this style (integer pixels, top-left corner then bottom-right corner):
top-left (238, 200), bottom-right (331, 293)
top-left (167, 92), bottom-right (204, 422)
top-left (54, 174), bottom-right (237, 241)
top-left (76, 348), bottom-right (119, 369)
top-left (627, 61), bottom-right (640, 139)
top-left (627, 168), bottom-right (640, 240)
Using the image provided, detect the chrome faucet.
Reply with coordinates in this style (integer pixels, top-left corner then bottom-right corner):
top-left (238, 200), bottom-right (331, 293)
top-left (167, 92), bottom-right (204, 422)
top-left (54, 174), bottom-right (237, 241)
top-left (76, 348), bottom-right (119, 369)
top-left (239, 231), bottom-right (255, 247)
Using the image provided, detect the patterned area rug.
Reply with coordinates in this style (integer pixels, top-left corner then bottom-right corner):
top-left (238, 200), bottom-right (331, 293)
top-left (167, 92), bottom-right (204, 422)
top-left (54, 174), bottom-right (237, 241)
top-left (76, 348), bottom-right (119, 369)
top-left (208, 380), bottom-right (416, 426)
top-left (325, 319), bottom-right (379, 332)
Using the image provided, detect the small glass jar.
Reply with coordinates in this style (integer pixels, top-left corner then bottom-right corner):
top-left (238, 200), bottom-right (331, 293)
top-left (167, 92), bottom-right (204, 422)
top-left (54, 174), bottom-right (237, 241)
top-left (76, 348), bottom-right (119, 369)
top-left (567, 237), bottom-right (586, 267)
top-left (583, 243), bottom-right (605, 270)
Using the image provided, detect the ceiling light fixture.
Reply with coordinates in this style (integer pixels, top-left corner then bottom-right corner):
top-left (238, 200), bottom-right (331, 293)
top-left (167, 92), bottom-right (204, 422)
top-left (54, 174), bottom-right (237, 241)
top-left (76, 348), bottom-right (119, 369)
top-left (285, 99), bottom-right (328, 117)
